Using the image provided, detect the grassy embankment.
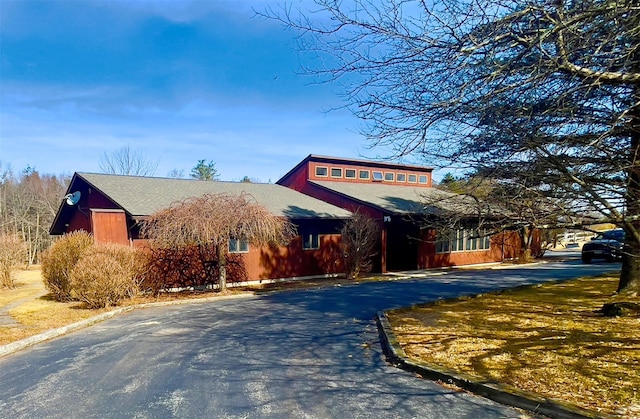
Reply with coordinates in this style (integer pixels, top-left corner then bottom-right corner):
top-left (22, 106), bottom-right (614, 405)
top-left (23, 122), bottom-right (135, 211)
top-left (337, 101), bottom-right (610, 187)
top-left (388, 274), bottom-right (640, 417)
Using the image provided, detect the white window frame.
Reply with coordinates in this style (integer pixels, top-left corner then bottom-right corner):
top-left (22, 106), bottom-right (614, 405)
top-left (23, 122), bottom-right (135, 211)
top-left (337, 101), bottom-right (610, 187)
top-left (408, 174), bottom-right (417, 183)
top-left (359, 170), bottom-right (370, 180)
top-left (315, 166), bottom-right (328, 177)
top-left (330, 167), bottom-right (343, 178)
top-left (419, 175), bottom-right (428, 184)
top-left (345, 169), bottom-right (356, 179)
top-left (396, 173), bottom-right (406, 182)
top-left (229, 238), bottom-right (249, 253)
top-left (436, 229), bottom-right (491, 254)
top-left (302, 233), bottom-right (320, 250)
top-left (372, 171), bottom-right (383, 181)
top-left (384, 172), bottom-right (394, 182)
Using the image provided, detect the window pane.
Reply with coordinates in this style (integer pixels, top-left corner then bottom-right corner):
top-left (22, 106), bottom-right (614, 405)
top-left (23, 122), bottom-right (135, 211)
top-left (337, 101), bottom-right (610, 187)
top-left (345, 169), bottom-right (356, 178)
top-left (359, 170), bottom-right (370, 179)
top-left (397, 173), bottom-right (406, 182)
top-left (419, 175), bottom-right (428, 184)
top-left (384, 172), bottom-right (394, 181)
top-left (372, 171), bottom-right (383, 181)
top-left (303, 233), bottom-right (320, 250)
top-left (331, 168), bottom-right (342, 177)
top-left (316, 166), bottom-right (328, 176)
top-left (229, 239), bottom-right (237, 252)
top-left (408, 174), bottom-right (417, 183)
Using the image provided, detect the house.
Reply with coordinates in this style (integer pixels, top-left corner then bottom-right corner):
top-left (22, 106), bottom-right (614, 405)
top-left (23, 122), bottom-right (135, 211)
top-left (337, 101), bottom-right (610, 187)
top-left (277, 155), bottom-right (522, 272)
top-left (50, 172), bottom-right (351, 281)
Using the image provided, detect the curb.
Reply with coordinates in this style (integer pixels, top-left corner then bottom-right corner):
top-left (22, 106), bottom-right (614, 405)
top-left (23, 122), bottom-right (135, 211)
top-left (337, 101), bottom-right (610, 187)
top-left (375, 311), bottom-right (614, 419)
top-left (0, 292), bottom-right (256, 358)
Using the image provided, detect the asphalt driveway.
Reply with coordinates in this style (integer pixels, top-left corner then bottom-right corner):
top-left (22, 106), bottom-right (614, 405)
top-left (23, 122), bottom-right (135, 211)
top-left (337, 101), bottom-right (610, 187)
top-left (0, 258), bottom-right (619, 418)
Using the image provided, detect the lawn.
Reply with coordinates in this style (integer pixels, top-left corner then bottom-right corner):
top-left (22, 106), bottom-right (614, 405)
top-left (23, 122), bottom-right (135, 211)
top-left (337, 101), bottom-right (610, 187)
top-left (387, 275), bottom-right (640, 417)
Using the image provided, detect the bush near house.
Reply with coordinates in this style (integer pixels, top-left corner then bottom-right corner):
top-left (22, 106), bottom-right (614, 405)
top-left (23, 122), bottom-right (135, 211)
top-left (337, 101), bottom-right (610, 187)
top-left (141, 243), bottom-right (248, 295)
top-left (70, 244), bottom-right (143, 308)
top-left (0, 234), bottom-right (28, 288)
top-left (41, 230), bottom-right (94, 301)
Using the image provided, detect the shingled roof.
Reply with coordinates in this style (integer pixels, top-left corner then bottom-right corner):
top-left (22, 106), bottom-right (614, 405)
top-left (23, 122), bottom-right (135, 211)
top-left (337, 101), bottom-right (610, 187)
top-left (74, 173), bottom-right (352, 219)
top-left (310, 180), bottom-right (479, 216)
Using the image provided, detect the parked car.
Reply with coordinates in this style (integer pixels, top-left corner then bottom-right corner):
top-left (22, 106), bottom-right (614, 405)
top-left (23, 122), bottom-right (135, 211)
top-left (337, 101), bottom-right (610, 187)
top-left (581, 229), bottom-right (625, 263)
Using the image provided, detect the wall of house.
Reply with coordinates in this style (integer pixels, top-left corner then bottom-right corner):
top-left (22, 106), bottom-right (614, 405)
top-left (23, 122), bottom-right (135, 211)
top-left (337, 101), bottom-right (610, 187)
top-left (417, 230), bottom-right (523, 268)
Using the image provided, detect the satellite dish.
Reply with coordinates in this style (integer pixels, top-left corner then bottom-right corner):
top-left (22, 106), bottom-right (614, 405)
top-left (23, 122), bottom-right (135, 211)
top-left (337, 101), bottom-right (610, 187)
top-left (65, 191), bottom-right (81, 206)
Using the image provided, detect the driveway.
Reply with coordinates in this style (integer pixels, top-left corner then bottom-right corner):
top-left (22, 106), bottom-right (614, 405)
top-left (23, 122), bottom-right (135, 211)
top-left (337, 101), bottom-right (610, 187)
top-left (0, 259), bottom-right (619, 418)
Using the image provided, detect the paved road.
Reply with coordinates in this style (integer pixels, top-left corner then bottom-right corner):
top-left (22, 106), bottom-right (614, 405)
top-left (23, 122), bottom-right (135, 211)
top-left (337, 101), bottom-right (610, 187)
top-left (0, 259), bottom-right (619, 418)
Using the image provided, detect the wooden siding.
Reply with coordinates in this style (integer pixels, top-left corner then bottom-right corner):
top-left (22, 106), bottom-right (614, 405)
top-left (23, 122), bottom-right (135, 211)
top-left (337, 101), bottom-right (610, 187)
top-left (90, 209), bottom-right (129, 245)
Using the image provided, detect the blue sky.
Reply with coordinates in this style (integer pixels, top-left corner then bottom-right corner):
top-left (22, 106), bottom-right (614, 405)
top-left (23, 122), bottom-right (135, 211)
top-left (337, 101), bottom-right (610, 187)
top-left (0, 0), bottom-right (428, 182)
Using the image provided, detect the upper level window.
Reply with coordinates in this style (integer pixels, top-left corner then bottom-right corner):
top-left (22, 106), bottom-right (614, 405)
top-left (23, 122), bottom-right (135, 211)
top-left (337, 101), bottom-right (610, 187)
top-left (408, 174), bottom-right (417, 183)
top-left (384, 172), bottom-right (394, 181)
top-left (396, 173), bottom-right (406, 182)
top-left (229, 238), bottom-right (249, 253)
top-left (359, 170), bottom-right (370, 179)
top-left (316, 166), bottom-right (328, 177)
top-left (419, 175), bottom-right (428, 184)
top-left (372, 171), bottom-right (383, 181)
top-left (331, 168), bottom-right (343, 178)
top-left (345, 169), bottom-right (356, 179)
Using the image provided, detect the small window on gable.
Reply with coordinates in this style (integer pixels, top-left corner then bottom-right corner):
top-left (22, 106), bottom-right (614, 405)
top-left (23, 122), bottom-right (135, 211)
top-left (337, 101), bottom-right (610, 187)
top-left (419, 175), bottom-right (428, 184)
top-left (359, 170), bottom-right (370, 180)
top-left (302, 233), bottom-right (320, 250)
top-left (396, 173), bottom-right (406, 182)
top-left (330, 168), bottom-right (343, 178)
top-left (229, 238), bottom-right (249, 253)
top-left (345, 169), bottom-right (356, 179)
top-left (372, 171), bottom-right (383, 181)
top-left (315, 166), bottom-right (328, 177)
top-left (408, 174), bottom-right (417, 183)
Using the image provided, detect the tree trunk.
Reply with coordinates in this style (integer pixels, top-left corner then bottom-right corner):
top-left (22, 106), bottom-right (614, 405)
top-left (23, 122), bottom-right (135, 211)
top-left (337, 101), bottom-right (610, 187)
top-left (618, 84), bottom-right (640, 295)
top-left (218, 248), bottom-right (227, 292)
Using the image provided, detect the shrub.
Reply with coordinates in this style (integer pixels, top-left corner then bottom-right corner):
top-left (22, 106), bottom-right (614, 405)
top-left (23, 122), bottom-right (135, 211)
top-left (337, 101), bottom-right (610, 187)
top-left (70, 244), bottom-right (143, 308)
top-left (41, 230), bottom-right (94, 301)
top-left (0, 234), bottom-right (28, 288)
top-left (341, 212), bottom-right (379, 279)
top-left (141, 243), bottom-right (247, 295)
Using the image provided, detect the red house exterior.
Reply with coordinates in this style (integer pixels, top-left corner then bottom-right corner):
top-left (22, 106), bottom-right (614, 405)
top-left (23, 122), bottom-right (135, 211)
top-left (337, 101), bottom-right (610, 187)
top-left (278, 155), bottom-right (522, 272)
top-left (50, 172), bottom-right (350, 282)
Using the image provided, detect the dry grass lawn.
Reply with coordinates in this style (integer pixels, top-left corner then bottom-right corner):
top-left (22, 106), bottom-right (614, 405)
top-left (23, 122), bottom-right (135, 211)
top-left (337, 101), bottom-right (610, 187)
top-left (387, 275), bottom-right (640, 417)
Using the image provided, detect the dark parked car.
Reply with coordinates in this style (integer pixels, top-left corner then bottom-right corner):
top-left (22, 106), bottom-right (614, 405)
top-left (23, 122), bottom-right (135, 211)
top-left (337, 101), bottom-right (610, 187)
top-left (581, 229), bottom-right (625, 263)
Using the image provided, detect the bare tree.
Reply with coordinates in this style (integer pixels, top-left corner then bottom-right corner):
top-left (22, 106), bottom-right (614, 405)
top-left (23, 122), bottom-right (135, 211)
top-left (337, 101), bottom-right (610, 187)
top-left (341, 211), bottom-right (379, 279)
top-left (141, 192), bottom-right (297, 291)
top-left (99, 145), bottom-right (158, 176)
top-left (268, 0), bottom-right (640, 294)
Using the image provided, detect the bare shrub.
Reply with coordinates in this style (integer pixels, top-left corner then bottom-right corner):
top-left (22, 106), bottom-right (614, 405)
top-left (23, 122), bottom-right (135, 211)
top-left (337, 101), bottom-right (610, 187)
top-left (70, 244), bottom-right (143, 308)
top-left (341, 212), bottom-right (379, 279)
top-left (0, 234), bottom-right (28, 288)
top-left (141, 243), bottom-right (248, 295)
top-left (41, 230), bottom-right (93, 301)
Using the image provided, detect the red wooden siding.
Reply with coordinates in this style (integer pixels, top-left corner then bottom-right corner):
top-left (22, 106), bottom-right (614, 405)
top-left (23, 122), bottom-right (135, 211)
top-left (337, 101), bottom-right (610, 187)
top-left (90, 209), bottom-right (129, 245)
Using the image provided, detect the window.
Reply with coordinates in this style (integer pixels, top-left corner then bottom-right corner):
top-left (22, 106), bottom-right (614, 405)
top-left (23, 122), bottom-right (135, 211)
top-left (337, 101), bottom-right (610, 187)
top-left (315, 166), bottom-right (328, 177)
top-left (408, 174), bottom-right (417, 183)
top-left (372, 171), bottom-right (383, 181)
top-left (330, 168), bottom-right (343, 178)
top-left (345, 169), bottom-right (356, 179)
top-left (384, 172), bottom-right (394, 181)
top-left (419, 175), bottom-right (428, 184)
top-left (359, 170), bottom-right (370, 180)
top-left (436, 229), bottom-right (491, 253)
top-left (302, 233), bottom-right (320, 250)
top-left (396, 173), bottom-right (406, 182)
top-left (229, 238), bottom-right (249, 253)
